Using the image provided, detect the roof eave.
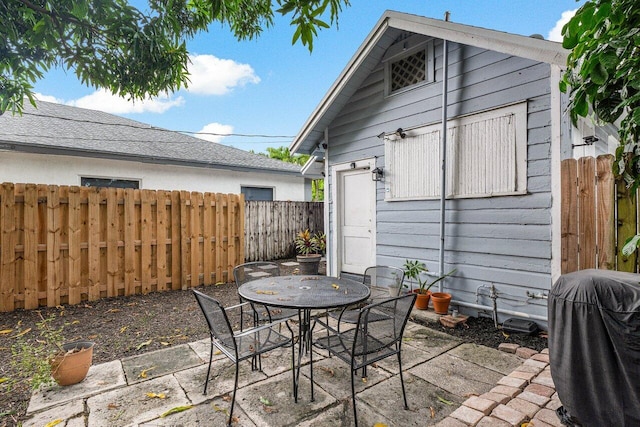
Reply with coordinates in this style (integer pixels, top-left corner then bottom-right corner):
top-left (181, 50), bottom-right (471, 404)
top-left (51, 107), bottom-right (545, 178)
top-left (290, 15), bottom-right (391, 155)
top-left (2, 141), bottom-right (303, 177)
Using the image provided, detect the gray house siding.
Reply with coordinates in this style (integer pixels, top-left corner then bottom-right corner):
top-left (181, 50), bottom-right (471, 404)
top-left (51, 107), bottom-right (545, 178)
top-left (326, 39), bottom-right (553, 320)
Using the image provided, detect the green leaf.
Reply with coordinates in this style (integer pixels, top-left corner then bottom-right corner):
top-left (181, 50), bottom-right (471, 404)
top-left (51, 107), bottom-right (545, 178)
top-left (160, 405), bottom-right (193, 417)
top-left (621, 235), bottom-right (640, 257)
top-left (559, 79), bottom-right (567, 94)
top-left (590, 61), bottom-right (608, 85)
top-left (259, 396), bottom-right (273, 406)
top-left (574, 92), bottom-right (589, 117)
top-left (437, 395), bottom-right (454, 405)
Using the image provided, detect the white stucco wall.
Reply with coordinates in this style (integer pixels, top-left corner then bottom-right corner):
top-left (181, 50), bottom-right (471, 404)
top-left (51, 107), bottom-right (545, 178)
top-left (0, 151), bottom-right (307, 201)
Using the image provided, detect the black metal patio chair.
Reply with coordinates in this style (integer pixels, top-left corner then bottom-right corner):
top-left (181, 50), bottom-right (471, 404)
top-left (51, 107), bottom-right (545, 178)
top-left (313, 293), bottom-right (416, 427)
top-left (334, 265), bottom-right (405, 323)
top-left (233, 261), bottom-right (298, 326)
top-left (192, 289), bottom-right (295, 426)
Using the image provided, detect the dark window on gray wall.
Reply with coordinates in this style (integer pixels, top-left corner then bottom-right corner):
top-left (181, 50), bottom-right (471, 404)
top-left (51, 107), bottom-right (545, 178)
top-left (81, 177), bottom-right (139, 189)
top-left (241, 186), bottom-right (273, 201)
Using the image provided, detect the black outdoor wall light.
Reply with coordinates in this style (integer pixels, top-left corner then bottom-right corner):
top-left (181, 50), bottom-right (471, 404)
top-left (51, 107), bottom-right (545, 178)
top-left (395, 128), bottom-right (406, 139)
top-left (372, 167), bottom-right (384, 181)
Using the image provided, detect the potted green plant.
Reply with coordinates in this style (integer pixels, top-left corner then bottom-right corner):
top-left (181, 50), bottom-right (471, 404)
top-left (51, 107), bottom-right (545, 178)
top-left (403, 260), bottom-right (456, 311)
top-left (11, 312), bottom-right (94, 389)
top-left (295, 229), bottom-right (323, 274)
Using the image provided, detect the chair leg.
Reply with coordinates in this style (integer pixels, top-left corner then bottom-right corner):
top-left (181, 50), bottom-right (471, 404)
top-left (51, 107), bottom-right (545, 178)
top-left (228, 360), bottom-right (240, 426)
top-left (291, 337), bottom-right (296, 403)
top-left (398, 352), bottom-right (409, 410)
top-left (351, 368), bottom-right (359, 427)
top-left (204, 339), bottom-right (214, 395)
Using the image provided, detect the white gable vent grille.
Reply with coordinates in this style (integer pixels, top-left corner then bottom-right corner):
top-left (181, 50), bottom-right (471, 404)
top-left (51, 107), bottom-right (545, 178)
top-left (390, 49), bottom-right (426, 92)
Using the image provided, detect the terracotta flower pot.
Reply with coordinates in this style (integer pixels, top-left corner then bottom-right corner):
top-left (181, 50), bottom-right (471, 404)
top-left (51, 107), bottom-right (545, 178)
top-left (413, 290), bottom-right (431, 310)
top-left (50, 341), bottom-right (94, 386)
top-left (431, 292), bottom-right (452, 315)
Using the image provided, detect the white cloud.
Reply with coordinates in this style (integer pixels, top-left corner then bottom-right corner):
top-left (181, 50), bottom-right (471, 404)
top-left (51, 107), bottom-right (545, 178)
top-left (195, 122), bottom-right (234, 143)
top-left (66, 89), bottom-right (185, 114)
top-left (548, 9), bottom-right (578, 42)
top-left (34, 93), bottom-right (64, 103)
top-left (186, 54), bottom-right (260, 95)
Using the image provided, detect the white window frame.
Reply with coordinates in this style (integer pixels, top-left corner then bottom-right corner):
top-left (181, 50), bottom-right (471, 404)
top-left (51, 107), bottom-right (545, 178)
top-left (384, 102), bottom-right (528, 201)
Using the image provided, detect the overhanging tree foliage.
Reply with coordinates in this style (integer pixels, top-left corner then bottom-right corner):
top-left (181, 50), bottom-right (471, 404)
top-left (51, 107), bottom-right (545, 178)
top-left (1, 0), bottom-right (350, 114)
top-left (265, 146), bottom-right (324, 200)
top-left (560, 0), bottom-right (640, 190)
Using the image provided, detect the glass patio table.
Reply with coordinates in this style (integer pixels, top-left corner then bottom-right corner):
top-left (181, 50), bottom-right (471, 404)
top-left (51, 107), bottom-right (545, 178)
top-left (238, 274), bottom-right (370, 402)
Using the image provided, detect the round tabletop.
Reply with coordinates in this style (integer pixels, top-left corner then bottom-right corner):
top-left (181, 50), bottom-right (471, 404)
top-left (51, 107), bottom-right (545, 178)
top-left (238, 275), bottom-right (370, 310)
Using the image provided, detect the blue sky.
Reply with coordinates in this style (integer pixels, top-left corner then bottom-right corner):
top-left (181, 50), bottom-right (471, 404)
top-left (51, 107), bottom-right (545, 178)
top-left (34, 0), bottom-right (585, 153)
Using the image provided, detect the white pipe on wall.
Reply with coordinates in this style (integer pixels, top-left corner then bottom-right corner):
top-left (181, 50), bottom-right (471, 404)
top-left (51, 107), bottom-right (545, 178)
top-left (438, 12), bottom-right (450, 292)
top-left (451, 299), bottom-right (548, 323)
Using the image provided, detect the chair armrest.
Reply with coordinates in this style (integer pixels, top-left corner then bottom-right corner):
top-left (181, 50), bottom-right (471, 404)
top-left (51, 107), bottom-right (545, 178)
top-left (225, 302), bottom-right (250, 312)
top-left (233, 316), bottom-right (293, 338)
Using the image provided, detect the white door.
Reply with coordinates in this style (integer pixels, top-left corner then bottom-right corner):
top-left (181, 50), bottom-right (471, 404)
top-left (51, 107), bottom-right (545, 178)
top-left (337, 165), bottom-right (376, 274)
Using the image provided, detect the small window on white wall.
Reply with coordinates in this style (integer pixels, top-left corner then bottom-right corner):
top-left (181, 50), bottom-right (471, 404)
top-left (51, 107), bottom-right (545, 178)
top-left (241, 186), bottom-right (273, 201)
top-left (385, 102), bottom-right (527, 200)
top-left (81, 177), bottom-right (139, 189)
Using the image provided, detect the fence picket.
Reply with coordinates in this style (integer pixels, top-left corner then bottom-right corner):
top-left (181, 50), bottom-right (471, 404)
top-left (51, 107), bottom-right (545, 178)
top-left (23, 184), bottom-right (38, 309)
top-left (46, 185), bottom-right (61, 307)
top-left (106, 188), bottom-right (118, 298)
top-left (88, 188), bottom-right (101, 300)
top-left (215, 193), bottom-right (223, 284)
top-left (203, 192), bottom-right (213, 284)
top-left (156, 190), bottom-right (168, 292)
top-left (596, 155), bottom-right (615, 270)
top-left (577, 158), bottom-right (597, 269)
top-left (141, 190), bottom-right (153, 294)
top-left (1, 183), bottom-right (16, 311)
top-left (170, 190), bottom-right (181, 290)
top-left (180, 191), bottom-right (190, 290)
top-left (124, 189), bottom-right (136, 295)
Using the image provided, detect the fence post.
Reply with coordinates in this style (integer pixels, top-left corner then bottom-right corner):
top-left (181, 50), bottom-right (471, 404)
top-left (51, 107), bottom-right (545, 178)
top-left (617, 181), bottom-right (637, 272)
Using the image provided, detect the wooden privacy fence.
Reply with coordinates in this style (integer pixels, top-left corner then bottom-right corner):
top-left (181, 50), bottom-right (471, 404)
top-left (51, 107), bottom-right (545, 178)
top-left (244, 201), bottom-right (324, 261)
top-left (0, 183), bottom-right (244, 312)
top-left (561, 154), bottom-right (640, 274)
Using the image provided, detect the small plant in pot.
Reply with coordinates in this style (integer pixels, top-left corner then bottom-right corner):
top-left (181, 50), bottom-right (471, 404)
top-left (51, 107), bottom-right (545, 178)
top-left (403, 260), bottom-right (456, 311)
top-left (295, 229), bottom-right (324, 275)
top-left (10, 312), bottom-right (94, 390)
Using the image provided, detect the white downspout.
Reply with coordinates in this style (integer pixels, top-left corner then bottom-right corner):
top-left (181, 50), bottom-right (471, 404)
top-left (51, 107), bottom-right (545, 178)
top-left (438, 12), bottom-right (450, 291)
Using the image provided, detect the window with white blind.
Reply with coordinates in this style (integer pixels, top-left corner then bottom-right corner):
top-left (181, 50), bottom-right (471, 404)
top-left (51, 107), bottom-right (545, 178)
top-left (384, 103), bottom-right (527, 200)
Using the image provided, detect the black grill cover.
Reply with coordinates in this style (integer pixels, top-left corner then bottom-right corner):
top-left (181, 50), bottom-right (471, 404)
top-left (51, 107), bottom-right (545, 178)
top-left (548, 269), bottom-right (640, 426)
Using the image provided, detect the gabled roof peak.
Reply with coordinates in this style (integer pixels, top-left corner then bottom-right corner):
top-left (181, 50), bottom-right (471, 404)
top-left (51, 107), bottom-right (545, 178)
top-left (291, 10), bottom-right (568, 155)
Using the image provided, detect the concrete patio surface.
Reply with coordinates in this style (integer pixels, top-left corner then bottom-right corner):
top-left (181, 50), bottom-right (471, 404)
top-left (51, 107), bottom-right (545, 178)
top-left (22, 309), bottom-right (563, 427)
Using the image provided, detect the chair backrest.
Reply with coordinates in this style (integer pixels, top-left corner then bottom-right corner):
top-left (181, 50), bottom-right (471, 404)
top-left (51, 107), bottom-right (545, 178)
top-left (233, 262), bottom-right (281, 287)
top-left (363, 266), bottom-right (405, 294)
top-left (353, 293), bottom-right (416, 358)
top-left (192, 290), bottom-right (236, 352)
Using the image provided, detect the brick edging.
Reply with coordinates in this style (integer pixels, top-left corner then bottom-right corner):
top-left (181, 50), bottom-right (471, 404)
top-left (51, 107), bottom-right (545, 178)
top-left (437, 347), bottom-right (563, 427)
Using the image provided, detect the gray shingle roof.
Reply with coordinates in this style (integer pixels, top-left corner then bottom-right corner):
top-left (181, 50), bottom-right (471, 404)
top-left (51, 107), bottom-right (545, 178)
top-left (0, 100), bottom-right (301, 175)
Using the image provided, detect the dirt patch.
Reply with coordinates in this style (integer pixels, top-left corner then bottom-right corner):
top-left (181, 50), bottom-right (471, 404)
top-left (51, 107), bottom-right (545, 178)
top-left (0, 260), bottom-right (546, 426)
